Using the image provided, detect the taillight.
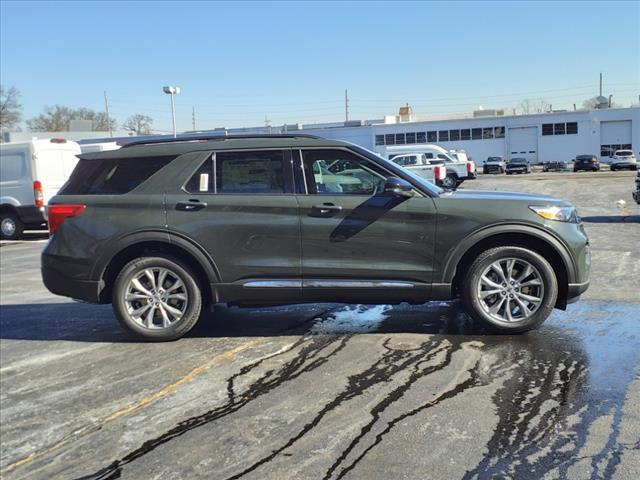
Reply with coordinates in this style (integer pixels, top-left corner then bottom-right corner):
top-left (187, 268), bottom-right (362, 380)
top-left (33, 181), bottom-right (44, 207)
top-left (47, 204), bottom-right (86, 234)
top-left (434, 165), bottom-right (446, 180)
top-left (467, 162), bottom-right (474, 173)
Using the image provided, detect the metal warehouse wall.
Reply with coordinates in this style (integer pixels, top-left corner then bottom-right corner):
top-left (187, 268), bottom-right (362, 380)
top-left (366, 108), bottom-right (639, 164)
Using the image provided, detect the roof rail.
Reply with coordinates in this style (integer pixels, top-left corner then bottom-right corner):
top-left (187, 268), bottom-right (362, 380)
top-left (121, 133), bottom-right (322, 148)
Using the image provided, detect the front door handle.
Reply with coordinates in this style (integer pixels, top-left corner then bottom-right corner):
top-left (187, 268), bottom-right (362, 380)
top-left (309, 203), bottom-right (342, 218)
top-left (176, 200), bottom-right (207, 212)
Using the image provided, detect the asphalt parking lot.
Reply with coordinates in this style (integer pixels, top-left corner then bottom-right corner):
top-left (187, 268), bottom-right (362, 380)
top-left (1, 170), bottom-right (639, 480)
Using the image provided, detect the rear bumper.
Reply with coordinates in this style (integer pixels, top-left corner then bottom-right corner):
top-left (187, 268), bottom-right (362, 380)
top-left (567, 280), bottom-right (589, 300)
top-left (16, 206), bottom-right (47, 226)
top-left (611, 163), bottom-right (637, 169)
top-left (41, 253), bottom-right (102, 303)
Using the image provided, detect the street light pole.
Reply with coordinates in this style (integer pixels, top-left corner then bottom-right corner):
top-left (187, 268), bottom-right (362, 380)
top-left (163, 86), bottom-right (181, 138)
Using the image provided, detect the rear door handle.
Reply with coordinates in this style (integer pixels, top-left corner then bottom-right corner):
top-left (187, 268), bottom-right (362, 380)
top-left (176, 200), bottom-right (207, 212)
top-left (309, 203), bottom-right (342, 218)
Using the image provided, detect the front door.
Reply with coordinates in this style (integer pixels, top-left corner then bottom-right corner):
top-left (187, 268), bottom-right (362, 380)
top-left (295, 148), bottom-right (437, 303)
top-left (165, 149), bottom-right (302, 303)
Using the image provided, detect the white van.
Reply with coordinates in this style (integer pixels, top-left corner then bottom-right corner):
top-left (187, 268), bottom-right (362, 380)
top-left (1, 138), bottom-right (81, 239)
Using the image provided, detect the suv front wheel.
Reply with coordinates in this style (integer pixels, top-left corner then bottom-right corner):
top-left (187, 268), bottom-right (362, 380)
top-left (112, 256), bottom-right (202, 341)
top-left (462, 246), bottom-right (558, 333)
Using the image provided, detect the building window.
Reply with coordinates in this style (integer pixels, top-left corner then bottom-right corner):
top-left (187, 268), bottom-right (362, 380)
top-left (395, 133), bottom-right (406, 145)
top-left (460, 129), bottom-right (471, 140)
top-left (483, 128), bottom-right (494, 139)
top-left (427, 131), bottom-right (437, 143)
top-left (554, 123), bottom-right (566, 135)
top-left (406, 132), bottom-right (416, 144)
top-left (542, 124), bottom-right (554, 136)
top-left (566, 122), bottom-right (578, 134)
top-left (385, 134), bottom-right (395, 145)
top-left (494, 126), bottom-right (505, 138)
top-left (416, 131), bottom-right (426, 143)
top-left (375, 135), bottom-right (385, 146)
top-left (449, 129), bottom-right (460, 141)
top-left (471, 128), bottom-right (482, 140)
top-left (438, 130), bottom-right (449, 142)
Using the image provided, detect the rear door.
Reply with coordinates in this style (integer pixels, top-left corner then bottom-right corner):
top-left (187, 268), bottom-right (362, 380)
top-left (295, 147), bottom-right (437, 303)
top-left (165, 149), bottom-right (302, 302)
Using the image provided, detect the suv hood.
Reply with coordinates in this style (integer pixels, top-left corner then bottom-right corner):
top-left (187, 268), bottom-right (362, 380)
top-left (442, 189), bottom-right (570, 205)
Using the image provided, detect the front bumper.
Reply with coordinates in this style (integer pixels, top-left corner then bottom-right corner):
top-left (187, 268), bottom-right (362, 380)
top-left (567, 280), bottom-right (590, 301)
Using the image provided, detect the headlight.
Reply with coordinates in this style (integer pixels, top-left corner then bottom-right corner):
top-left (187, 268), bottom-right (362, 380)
top-left (529, 205), bottom-right (579, 223)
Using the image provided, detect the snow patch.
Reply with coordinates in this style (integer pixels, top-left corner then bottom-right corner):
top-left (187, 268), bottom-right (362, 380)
top-left (311, 304), bottom-right (391, 334)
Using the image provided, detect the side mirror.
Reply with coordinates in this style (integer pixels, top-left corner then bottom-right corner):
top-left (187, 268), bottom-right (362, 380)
top-left (384, 177), bottom-right (414, 197)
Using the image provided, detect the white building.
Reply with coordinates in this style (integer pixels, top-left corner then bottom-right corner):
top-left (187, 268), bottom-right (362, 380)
top-left (296, 107), bottom-right (639, 165)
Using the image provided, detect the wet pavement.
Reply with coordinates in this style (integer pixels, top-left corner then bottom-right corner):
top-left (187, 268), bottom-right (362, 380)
top-left (1, 172), bottom-right (639, 479)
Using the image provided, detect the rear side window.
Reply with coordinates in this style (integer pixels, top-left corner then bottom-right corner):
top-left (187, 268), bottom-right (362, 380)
top-left (216, 150), bottom-right (285, 194)
top-left (59, 156), bottom-right (175, 195)
top-left (0, 152), bottom-right (28, 181)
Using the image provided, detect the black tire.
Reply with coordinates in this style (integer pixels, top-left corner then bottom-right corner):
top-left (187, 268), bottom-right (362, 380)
top-left (611, 166), bottom-right (617, 172)
top-left (461, 246), bottom-right (558, 333)
top-left (442, 174), bottom-right (458, 189)
top-left (112, 256), bottom-right (202, 341)
top-left (0, 212), bottom-right (24, 240)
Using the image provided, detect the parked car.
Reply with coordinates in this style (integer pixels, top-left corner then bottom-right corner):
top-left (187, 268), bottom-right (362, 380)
top-left (505, 158), bottom-right (531, 174)
top-left (390, 153), bottom-right (447, 187)
top-left (610, 150), bottom-right (638, 171)
top-left (633, 169), bottom-right (640, 204)
top-left (483, 156), bottom-right (506, 174)
top-left (380, 144), bottom-right (476, 189)
top-left (543, 160), bottom-right (569, 172)
top-left (42, 134), bottom-right (590, 341)
top-left (1, 138), bottom-right (81, 240)
top-left (573, 155), bottom-right (600, 172)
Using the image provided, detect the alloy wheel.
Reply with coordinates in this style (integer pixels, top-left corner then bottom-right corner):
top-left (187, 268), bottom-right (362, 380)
top-left (476, 257), bottom-right (544, 323)
top-left (124, 267), bottom-right (188, 329)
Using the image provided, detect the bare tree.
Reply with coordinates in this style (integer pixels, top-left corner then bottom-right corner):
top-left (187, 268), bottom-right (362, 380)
top-left (0, 85), bottom-right (23, 130)
top-left (518, 98), bottom-right (551, 115)
top-left (123, 114), bottom-right (153, 135)
top-left (26, 105), bottom-right (116, 132)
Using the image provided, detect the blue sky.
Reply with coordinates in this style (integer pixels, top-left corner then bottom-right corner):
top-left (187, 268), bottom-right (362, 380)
top-left (1, 0), bottom-right (638, 132)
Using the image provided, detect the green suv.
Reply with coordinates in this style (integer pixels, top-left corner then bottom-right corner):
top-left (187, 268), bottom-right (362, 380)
top-left (42, 135), bottom-right (590, 340)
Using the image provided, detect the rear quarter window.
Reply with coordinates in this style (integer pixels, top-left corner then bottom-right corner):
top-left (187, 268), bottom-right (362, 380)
top-left (0, 151), bottom-right (28, 181)
top-left (59, 156), bottom-right (176, 195)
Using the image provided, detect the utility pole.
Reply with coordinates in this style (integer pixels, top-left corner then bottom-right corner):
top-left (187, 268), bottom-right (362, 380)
top-left (599, 73), bottom-right (603, 97)
top-left (344, 89), bottom-right (349, 122)
top-left (103, 91), bottom-right (113, 138)
top-left (264, 115), bottom-right (271, 134)
top-left (192, 106), bottom-right (196, 131)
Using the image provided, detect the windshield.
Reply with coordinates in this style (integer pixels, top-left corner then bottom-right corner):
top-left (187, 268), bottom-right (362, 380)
top-left (576, 156), bottom-right (595, 161)
top-left (350, 145), bottom-right (443, 195)
top-left (616, 150), bottom-right (633, 156)
top-left (487, 157), bottom-right (503, 162)
top-left (509, 158), bottom-right (527, 164)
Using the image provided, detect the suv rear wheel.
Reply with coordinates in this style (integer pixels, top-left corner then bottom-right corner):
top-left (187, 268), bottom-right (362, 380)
top-left (462, 246), bottom-right (557, 333)
top-left (112, 256), bottom-right (202, 341)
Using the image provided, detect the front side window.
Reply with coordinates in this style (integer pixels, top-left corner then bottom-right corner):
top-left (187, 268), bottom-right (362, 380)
top-left (302, 149), bottom-right (388, 196)
top-left (216, 150), bottom-right (285, 194)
